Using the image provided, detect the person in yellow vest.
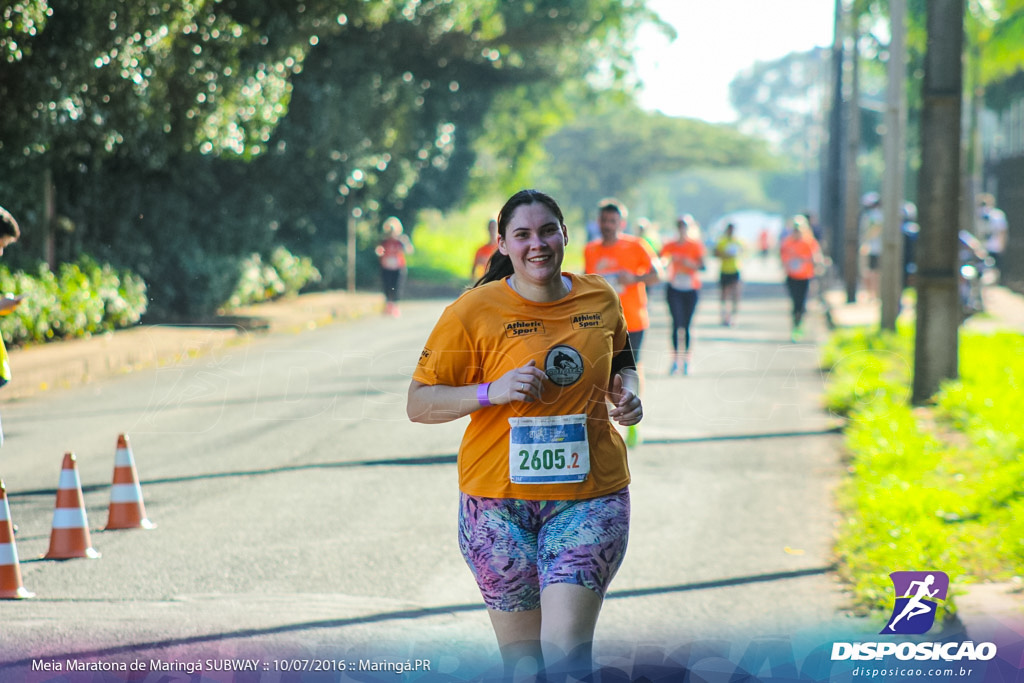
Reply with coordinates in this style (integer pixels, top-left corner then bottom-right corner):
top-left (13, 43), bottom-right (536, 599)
top-left (408, 189), bottom-right (640, 681)
top-left (713, 222), bottom-right (744, 326)
top-left (0, 206), bottom-right (24, 447)
top-left (779, 215), bottom-right (824, 342)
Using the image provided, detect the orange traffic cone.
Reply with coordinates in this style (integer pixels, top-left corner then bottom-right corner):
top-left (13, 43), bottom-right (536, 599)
top-left (105, 434), bottom-right (155, 530)
top-left (0, 479), bottom-right (34, 599)
top-left (45, 453), bottom-right (100, 560)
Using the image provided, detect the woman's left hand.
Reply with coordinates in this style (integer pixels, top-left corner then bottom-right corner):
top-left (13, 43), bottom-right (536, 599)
top-left (608, 373), bottom-right (643, 426)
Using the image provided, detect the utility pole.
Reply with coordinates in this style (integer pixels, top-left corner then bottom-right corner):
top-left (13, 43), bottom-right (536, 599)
top-left (880, 0), bottom-right (907, 331)
top-left (44, 167), bottom-right (57, 271)
top-left (842, 13), bottom-right (862, 304)
top-left (913, 0), bottom-right (964, 404)
top-left (347, 207), bottom-right (359, 293)
top-left (823, 0), bottom-right (846, 280)
top-left (963, 38), bottom-right (984, 235)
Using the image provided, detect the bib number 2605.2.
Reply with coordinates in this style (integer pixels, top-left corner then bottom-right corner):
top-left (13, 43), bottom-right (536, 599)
top-left (518, 447), bottom-right (581, 472)
top-left (508, 414), bottom-right (590, 485)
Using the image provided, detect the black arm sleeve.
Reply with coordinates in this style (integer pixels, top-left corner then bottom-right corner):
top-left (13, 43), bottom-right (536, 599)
top-left (610, 337), bottom-right (637, 378)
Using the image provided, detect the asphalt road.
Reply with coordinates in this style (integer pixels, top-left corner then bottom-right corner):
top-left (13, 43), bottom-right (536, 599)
top-left (0, 260), bottom-right (873, 679)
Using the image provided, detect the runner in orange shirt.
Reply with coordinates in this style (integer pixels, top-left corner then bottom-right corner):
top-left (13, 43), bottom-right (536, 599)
top-left (408, 189), bottom-right (641, 680)
top-left (779, 215), bottom-right (823, 341)
top-left (471, 218), bottom-right (499, 283)
top-left (584, 199), bottom-right (663, 445)
top-left (660, 215), bottom-right (705, 375)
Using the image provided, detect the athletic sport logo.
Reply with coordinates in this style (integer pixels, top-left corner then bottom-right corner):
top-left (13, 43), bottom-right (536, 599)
top-left (505, 320), bottom-right (545, 338)
top-left (882, 571), bottom-right (949, 635)
top-left (545, 345), bottom-right (584, 386)
top-left (571, 312), bottom-right (604, 329)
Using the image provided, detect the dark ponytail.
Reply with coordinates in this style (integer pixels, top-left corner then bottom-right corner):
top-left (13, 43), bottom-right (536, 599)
top-left (473, 189), bottom-right (566, 288)
top-left (474, 251), bottom-right (514, 287)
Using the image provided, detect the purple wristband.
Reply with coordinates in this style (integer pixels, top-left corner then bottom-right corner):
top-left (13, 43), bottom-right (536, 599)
top-left (477, 382), bottom-right (492, 407)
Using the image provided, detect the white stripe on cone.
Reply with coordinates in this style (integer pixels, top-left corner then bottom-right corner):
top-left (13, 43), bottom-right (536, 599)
top-left (114, 448), bottom-right (132, 467)
top-left (110, 484), bottom-right (142, 503)
top-left (51, 507), bottom-right (89, 529)
top-left (58, 469), bottom-right (81, 490)
top-left (0, 543), bottom-right (17, 565)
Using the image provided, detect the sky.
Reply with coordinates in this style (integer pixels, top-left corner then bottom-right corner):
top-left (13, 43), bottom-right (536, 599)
top-left (634, 0), bottom-right (837, 123)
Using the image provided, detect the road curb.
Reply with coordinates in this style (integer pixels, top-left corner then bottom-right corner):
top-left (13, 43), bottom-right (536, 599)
top-left (2, 290), bottom-right (384, 401)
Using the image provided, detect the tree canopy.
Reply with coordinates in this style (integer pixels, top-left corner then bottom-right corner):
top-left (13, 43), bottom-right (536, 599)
top-left (541, 103), bottom-right (770, 217)
top-left (0, 0), bottom-right (669, 315)
top-left (728, 47), bottom-right (834, 163)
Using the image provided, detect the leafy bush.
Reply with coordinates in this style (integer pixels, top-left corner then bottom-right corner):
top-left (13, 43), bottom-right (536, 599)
top-left (0, 256), bottom-right (148, 346)
top-left (223, 246), bottom-right (321, 310)
top-left (270, 246), bottom-right (322, 294)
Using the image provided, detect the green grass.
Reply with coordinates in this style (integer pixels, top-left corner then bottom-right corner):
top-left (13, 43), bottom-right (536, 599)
top-left (823, 326), bottom-right (1024, 624)
top-left (821, 324), bottom-right (913, 418)
top-left (409, 202), bottom-right (496, 286)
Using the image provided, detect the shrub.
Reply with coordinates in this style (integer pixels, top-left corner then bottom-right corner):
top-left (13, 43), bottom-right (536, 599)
top-left (223, 246), bottom-right (322, 310)
top-left (270, 246), bottom-right (321, 294)
top-left (0, 256), bottom-right (148, 346)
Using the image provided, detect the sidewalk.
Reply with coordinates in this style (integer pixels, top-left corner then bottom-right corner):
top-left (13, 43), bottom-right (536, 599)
top-left (1, 290), bottom-right (384, 400)
top-left (824, 284), bottom-right (1024, 332)
top-left (821, 283), bottom-right (1024, 643)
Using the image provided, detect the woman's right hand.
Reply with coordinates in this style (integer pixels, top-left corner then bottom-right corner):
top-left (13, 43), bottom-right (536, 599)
top-left (490, 359), bottom-right (547, 404)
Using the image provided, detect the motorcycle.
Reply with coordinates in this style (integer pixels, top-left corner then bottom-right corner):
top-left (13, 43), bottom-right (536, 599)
top-left (958, 230), bottom-right (995, 321)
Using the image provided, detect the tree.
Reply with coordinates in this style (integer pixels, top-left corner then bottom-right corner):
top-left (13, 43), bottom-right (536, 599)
top-left (912, 0), bottom-right (964, 404)
top-left (541, 104), bottom-right (770, 218)
top-left (729, 48), bottom-right (832, 164)
top-left (0, 0), bottom-right (664, 315)
top-left (0, 0), bottom-right (302, 269)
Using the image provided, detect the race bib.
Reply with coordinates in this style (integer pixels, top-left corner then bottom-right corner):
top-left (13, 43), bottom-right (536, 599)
top-left (787, 257), bottom-right (809, 273)
top-left (601, 273), bottom-right (624, 293)
top-left (508, 414), bottom-right (590, 484)
top-left (671, 273), bottom-right (695, 290)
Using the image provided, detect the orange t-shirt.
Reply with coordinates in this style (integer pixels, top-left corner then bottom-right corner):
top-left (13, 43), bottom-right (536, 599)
top-left (472, 242), bottom-right (498, 281)
top-left (660, 238), bottom-right (705, 291)
top-left (780, 234), bottom-right (820, 280)
top-left (412, 273), bottom-right (631, 500)
top-left (583, 235), bottom-right (658, 333)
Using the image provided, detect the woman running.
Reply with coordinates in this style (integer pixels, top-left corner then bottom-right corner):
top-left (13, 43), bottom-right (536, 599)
top-left (779, 215), bottom-right (823, 341)
top-left (660, 215), bottom-right (705, 375)
top-left (408, 189), bottom-right (641, 680)
top-left (374, 216), bottom-right (413, 317)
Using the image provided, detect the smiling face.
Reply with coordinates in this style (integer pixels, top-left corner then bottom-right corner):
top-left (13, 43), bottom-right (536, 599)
top-left (498, 201), bottom-right (568, 288)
